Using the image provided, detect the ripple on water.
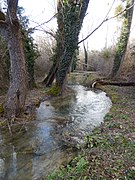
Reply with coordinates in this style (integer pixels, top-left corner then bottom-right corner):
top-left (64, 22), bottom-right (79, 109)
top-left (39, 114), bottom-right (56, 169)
top-left (0, 85), bottom-right (112, 179)
top-left (49, 85), bottom-right (112, 144)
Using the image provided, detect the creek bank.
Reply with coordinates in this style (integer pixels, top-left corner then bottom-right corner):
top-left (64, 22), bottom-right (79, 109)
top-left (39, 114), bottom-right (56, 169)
top-left (47, 85), bottom-right (135, 179)
top-left (0, 86), bottom-right (77, 179)
top-left (0, 86), bottom-right (75, 127)
top-left (0, 82), bottom-right (112, 179)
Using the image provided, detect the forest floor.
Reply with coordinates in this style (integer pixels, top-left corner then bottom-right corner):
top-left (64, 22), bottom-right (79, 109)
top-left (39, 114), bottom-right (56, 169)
top-left (47, 84), bottom-right (135, 179)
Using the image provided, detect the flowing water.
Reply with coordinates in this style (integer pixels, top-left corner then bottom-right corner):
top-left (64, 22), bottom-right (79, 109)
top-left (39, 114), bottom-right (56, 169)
top-left (0, 85), bottom-right (112, 179)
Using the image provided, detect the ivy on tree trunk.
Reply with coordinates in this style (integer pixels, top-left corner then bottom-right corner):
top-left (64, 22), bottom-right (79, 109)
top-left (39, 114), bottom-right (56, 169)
top-left (56, 0), bottom-right (90, 94)
top-left (110, 0), bottom-right (134, 78)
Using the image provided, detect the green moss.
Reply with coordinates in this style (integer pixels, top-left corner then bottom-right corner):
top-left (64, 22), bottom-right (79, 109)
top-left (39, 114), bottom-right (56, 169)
top-left (0, 104), bottom-right (4, 113)
top-left (48, 85), bottom-right (60, 96)
top-left (30, 82), bottom-right (37, 89)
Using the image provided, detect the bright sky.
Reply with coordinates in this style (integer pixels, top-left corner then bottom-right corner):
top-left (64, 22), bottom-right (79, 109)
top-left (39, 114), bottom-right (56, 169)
top-left (2, 0), bottom-right (135, 50)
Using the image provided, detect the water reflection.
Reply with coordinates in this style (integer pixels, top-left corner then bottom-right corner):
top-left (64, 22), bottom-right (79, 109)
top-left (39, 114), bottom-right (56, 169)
top-left (51, 85), bottom-right (112, 143)
top-left (0, 85), bottom-right (112, 179)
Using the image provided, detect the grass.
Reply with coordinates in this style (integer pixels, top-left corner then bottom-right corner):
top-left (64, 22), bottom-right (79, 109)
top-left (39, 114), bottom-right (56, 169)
top-left (45, 85), bottom-right (135, 180)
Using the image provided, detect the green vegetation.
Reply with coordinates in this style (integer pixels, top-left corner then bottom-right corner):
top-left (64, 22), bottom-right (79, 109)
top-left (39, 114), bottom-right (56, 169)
top-left (48, 85), bottom-right (61, 96)
top-left (101, 48), bottom-right (111, 59)
top-left (0, 104), bottom-right (4, 113)
top-left (18, 7), bottom-right (39, 89)
top-left (56, 0), bottom-right (89, 92)
top-left (46, 85), bottom-right (135, 179)
top-left (110, 0), bottom-right (134, 78)
top-left (47, 156), bottom-right (88, 180)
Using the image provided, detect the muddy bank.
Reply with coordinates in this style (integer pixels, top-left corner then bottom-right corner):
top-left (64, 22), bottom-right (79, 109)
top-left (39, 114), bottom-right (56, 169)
top-left (0, 86), bottom-right (75, 126)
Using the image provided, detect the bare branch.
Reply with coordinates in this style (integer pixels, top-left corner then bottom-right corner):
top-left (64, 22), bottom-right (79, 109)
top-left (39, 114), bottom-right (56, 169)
top-left (78, 3), bottom-right (135, 44)
top-left (34, 28), bottom-right (56, 38)
top-left (29, 20), bottom-right (56, 38)
top-left (32, 13), bottom-right (57, 30)
top-left (6, 119), bottom-right (13, 135)
top-left (108, 3), bottom-right (135, 21)
top-left (0, 48), bottom-right (8, 61)
top-left (104, 0), bottom-right (116, 20)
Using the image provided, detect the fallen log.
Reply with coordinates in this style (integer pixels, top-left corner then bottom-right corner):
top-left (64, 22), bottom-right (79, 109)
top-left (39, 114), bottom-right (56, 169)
top-left (91, 79), bottom-right (135, 88)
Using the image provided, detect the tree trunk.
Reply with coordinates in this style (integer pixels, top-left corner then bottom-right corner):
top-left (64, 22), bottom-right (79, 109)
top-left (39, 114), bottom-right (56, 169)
top-left (110, 0), bottom-right (134, 78)
top-left (91, 79), bottom-right (135, 88)
top-left (83, 41), bottom-right (88, 71)
top-left (71, 50), bottom-right (78, 72)
top-left (56, 45), bottom-right (77, 93)
top-left (4, 22), bottom-right (27, 118)
top-left (0, 0), bottom-right (27, 118)
top-left (56, 0), bottom-right (90, 94)
top-left (42, 61), bottom-right (58, 87)
top-left (42, 0), bottom-right (65, 87)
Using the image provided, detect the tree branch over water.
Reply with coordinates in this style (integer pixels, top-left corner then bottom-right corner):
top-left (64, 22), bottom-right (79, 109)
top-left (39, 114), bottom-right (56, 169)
top-left (78, 3), bottom-right (135, 45)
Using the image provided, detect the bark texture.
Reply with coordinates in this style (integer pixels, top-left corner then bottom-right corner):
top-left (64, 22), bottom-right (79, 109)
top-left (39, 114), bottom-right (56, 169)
top-left (56, 0), bottom-right (90, 94)
top-left (42, 0), bottom-right (65, 87)
top-left (0, 0), bottom-right (27, 118)
top-left (110, 0), bottom-right (134, 78)
top-left (91, 80), bottom-right (135, 88)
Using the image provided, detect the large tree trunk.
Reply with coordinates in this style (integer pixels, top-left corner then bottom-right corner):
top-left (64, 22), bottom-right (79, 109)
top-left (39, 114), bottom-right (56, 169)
top-left (110, 0), bottom-right (134, 78)
top-left (0, 0), bottom-right (27, 119)
top-left (4, 22), bottom-right (27, 118)
top-left (56, 0), bottom-right (90, 94)
top-left (56, 44), bottom-right (77, 93)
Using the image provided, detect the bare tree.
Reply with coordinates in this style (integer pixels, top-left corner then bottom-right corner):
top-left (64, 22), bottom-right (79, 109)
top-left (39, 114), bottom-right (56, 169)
top-left (0, 0), bottom-right (27, 119)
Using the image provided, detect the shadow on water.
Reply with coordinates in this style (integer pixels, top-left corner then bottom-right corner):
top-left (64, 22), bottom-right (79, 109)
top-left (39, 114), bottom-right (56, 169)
top-left (0, 85), bottom-right (112, 179)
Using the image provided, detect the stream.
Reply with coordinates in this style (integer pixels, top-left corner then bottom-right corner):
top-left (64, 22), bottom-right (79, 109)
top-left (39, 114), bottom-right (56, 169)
top-left (0, 85), bottom-right (112, 179)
